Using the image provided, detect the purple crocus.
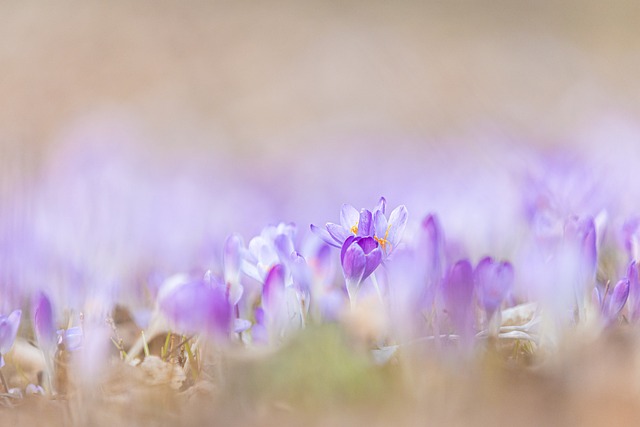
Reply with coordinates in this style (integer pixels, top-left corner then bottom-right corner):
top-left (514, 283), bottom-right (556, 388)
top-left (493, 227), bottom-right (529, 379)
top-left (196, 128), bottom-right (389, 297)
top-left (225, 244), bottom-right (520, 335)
top-left (592, 279), bottom-right (630, 325)
top-left (311, 197), bottom-right (408, 257)
top-left (341, 236), bottom-right (383, 302)
top-left (627, 261), bottom-right (640, 321)
top-left (0, 310), bottom-right (22, 367)
top-left (157, 273), bottom-right (232, 338)
top-left (33, 291), bottom-right (56, 349)
top-left (259, 264), bottom-right (306, 342)
top-left (57, 326), bottom-right (83, 351)
top-left (312, 198), bottom-right (408, 306)
top-left (475, 257), bottom-right (514, 321)
top-left (442, 260), bottom-right (475, 341)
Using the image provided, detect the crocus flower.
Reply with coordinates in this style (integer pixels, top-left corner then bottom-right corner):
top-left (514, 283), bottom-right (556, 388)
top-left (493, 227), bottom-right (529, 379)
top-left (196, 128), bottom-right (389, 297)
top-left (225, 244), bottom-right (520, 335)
top-left (0, 310), bottom-right (22, 367)
top-left (157, 273), bottom-right (232, 338)
top-left (475, 257), bottom-right (514, 321)
top-left (57, 326), bottom-right (83, 351)
top-left (341, 236), bottom-right (383, 303)
top-left (311, 197), bottom-right (408, 258)
top-left (442, 260), bottom-right (475, 341)
top-left (259, 264), bottom-right (306, 342)
top-left (238, 223), bottom-right (311, 332)
top-left (627, 261), bottom-right (640, 321)
top-left (33, 291), bottom-right (56, 349)
top-left (241, 223), bottom-right (311, 297)
top-left (592, 279), bottom-right (630, 325)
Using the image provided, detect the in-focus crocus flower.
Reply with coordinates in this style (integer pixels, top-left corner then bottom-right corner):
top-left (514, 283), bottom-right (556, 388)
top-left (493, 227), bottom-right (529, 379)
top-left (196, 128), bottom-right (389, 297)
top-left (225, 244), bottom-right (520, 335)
top-left (341, 236), bottom-right (383, 303)
top-left (0, 310), bottom-right (22, 367)
top-left (157, 273), bottom-right (232, 339)
top-left (311, 197), bottom-right (408, 258)
top-left (442, 260), bottom-right (475, 342)
top-left (592, 279), bottom-right (630, 325)
top-left (475, 257), bottom-right (514, 321)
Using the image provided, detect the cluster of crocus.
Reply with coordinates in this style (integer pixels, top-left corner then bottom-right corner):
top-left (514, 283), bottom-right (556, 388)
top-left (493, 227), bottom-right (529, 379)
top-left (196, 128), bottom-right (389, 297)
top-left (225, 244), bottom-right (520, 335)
top-left (7, 180), bottom-right (640, 397)
top-left (150, 198), bottom-right (522, 356)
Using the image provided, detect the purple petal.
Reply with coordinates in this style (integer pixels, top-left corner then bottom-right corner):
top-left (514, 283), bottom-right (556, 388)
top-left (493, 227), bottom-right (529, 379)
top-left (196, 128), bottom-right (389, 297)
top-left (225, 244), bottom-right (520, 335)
top-left (291, 254), bottom-right (312, 297)
top-left (420, 214), bottom-right (445, 284)
top-left (607, 279), bottom-right (630, 319)
top-left (310, 224), bottom-right (341, 248)
top-left (340, 235), bottom-right (358, 264)
top-left (327, 222), bottom-right (352, 244)
top-left (357, 236), bottom-right (379, 255)
top-left (263, 264), bottom-right (286, 313)
top-left (223, 234), bottom-right (243, 284)
top-left (628, 261), bottom-right (640, 320)
top-left (373, 210), bottom-right (388, 244)
top-left (445, 260), bottom-right (475, 309)
top-left (33, 292), bottom-right (55, 347)
top-left (0, 310), bottom-right (22, 354)
top-left (340, 204), bottom-right (360, 230)
top-left (386, 205), bottom-right (409, 249)
top-left (357, 209), bottom-right (373, 236)
top-left (443, 260), bottom-right (475, 336)
top-left (476, 259), bottom-right (514, 317)
top-left (274, 233), bottom-right (295, 261)
top-left (342, 241), bottom-right (366, 290)
top-left (374, 197), bottom-right (387, 214)
top-left (158, 278), bottom-right (231, 337)
top-left (57, 326), bottom-right (83, 351)
top-left (623, 218), bottom-right (640, 259)
top-left (362, 247), bottom-right (383, 281)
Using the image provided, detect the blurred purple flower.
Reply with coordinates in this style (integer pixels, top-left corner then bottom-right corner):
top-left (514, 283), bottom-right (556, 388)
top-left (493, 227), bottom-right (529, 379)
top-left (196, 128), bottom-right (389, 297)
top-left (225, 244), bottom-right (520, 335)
top-left (257, 264), bottom-right (306, 343)
top-left (157, 273), bottom-right (232, 338)
top-left (0, 310), bottom-right (21, 367)
top-left (57, 326), bottom-right (83, 351)
top-left (241, 223), bottom-right (310, 295)
top-left (592, 279), bottom-right (630, 325)
top-left (627, 261), bottom-right (640, 321)
top-left (442, 260), bottom-right (475, 340)
top-left (623, 218), bottom-right (640, 261)
top-left (475, 257), bottom-right (514, 320)
top-left (33, 291), bottom-right (56, 349)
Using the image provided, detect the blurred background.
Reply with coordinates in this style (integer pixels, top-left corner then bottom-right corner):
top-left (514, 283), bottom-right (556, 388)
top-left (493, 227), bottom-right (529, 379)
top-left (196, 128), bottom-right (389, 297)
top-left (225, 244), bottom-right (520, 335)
top-left (2, 0), bottom-right (640, 308)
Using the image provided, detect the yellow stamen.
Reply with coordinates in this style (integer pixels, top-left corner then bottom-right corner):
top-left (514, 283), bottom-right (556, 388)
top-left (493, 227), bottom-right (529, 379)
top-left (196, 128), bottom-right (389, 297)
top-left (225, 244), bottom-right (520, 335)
top-left (374, 227), bottom-right (392, 253)
top-left (350, 224), bottom-right (358, 235)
